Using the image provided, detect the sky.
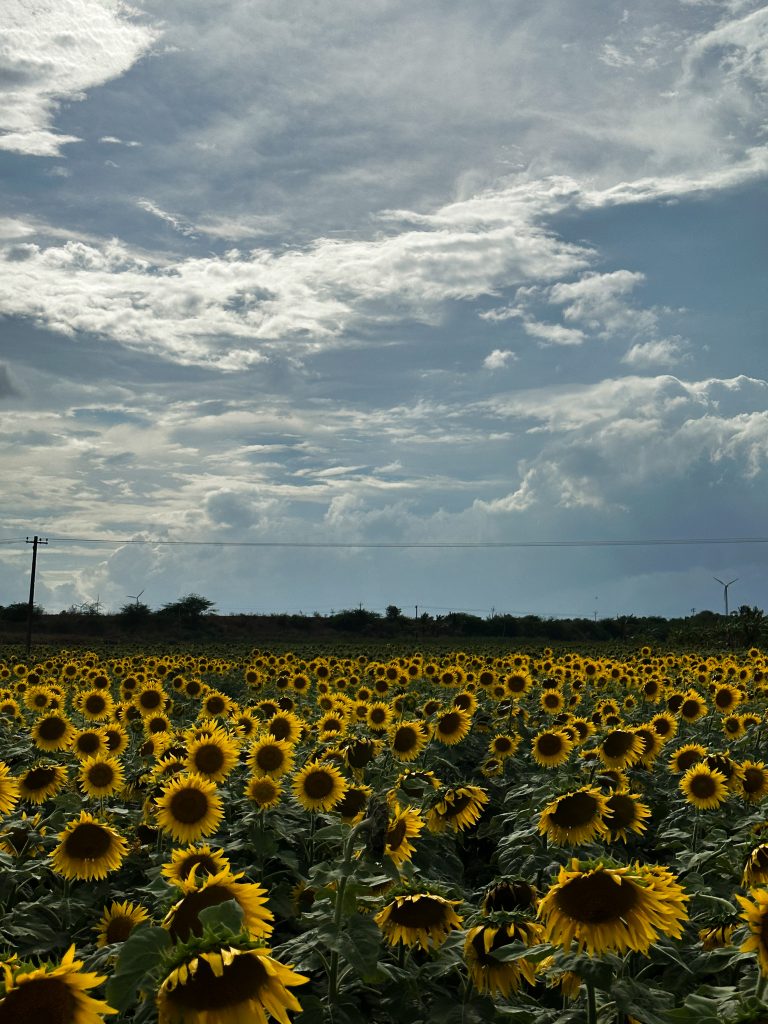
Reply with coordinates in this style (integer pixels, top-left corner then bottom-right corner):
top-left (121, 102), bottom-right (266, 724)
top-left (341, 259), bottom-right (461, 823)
top-left (0, 0), bottom-right (767, 620)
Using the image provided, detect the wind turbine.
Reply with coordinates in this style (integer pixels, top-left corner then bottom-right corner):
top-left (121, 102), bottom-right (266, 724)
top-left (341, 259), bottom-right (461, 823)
top-left (127, 589), bottom-right (145, 607)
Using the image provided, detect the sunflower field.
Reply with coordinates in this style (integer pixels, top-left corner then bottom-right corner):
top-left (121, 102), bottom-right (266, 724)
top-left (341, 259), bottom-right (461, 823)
top-left (4, 644), bottom-right (768, 1023)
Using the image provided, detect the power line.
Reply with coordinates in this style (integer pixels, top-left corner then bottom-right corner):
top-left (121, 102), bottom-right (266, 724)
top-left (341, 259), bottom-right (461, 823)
top-left (3, 534), bottom-right (768, 550)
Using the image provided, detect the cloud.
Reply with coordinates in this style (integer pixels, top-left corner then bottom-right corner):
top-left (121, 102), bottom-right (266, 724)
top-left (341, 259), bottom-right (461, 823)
top-left (0, 365), bottom-right (19, 399)
top-left (136, 199), bottom-right (198, 237)
top-left (522, 320), bottom-right (586, 346)
top-left (622, 337), bottom-right (690, 368)
top-left (548, 271), bottom-right (647, 333)
top-left (0, 0), bottom-right (159, 156)
top-left (483, 349), bottom-right (517, 369)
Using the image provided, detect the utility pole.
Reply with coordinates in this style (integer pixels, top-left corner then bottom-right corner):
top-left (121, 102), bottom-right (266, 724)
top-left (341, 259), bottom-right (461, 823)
top-left (25, 535), bottom-right (48, 654)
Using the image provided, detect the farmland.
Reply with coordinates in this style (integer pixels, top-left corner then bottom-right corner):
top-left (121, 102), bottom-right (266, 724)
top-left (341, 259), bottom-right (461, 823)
top-left (1, 643), bottom-right (768, 1023)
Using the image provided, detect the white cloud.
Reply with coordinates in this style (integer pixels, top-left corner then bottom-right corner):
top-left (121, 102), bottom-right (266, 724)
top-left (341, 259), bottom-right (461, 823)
top-left (483, 349), bottom-right (517, 369)
top-left (0, 0), bottom-right (159, 156)
top-left (622, 337), bottom-right (690, 368)
top-left (522, 320), bottom-right (586, 346)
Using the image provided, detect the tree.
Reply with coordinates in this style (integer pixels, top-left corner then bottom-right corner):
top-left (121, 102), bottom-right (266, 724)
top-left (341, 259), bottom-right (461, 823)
top-left (159, 593), bottom-right (216, 622)
top-left (736, 605), bottom-right (765, 646)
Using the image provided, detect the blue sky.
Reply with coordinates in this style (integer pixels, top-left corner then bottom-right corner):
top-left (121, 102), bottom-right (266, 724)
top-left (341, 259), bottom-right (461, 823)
top-left (1, 0), bottom-right (766, 618)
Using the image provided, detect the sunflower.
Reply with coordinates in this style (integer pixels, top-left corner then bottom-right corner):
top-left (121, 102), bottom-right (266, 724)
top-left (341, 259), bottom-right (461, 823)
top-left (540, 689), bottom-right (565, 714)
top-left (155, 773), bottom-right (224, 843)
top-left (384, 803), bottom-right (424, 867)
top-left (737, 761), bottom-right (768, 804)
top-left (598, 729), bottom-right (643, 770)
top-left (390, 721), bottom-right (429, 762)
top-left (104, 724), bottom-right (129, 756)
top-left (72, 728), bottom-right (109, 761)
top-left (248, 737), bottom-right (294, 779)
top-left (482, 879), bottom-right (538, 915)
top-left (649, 712), bottom-right (678, 743)
top-left (162, 844), bottom-right (232, 887)
top-left (186, 733), bottom-right (239, 784)
top-left (95, 900), bottom-right (150, 946)
top-left (538, 787), bottom-right (611, 846)
top-left (737, 888), bottom-right (768, 974)
top-left (698, 924), bottom-right (734, 950)
top-left (156, 944), bottom-right (308, 1024)
top-left (266, 711), bottom-right (303, 745)
top-left (31, 712), bottom-right (75, 752)
top-left (713, 683), bottom-right (742, 714)
top-left (0, 811), bottom-right (46, 858)
top-left (17, 762), bottom-right (68, 804)
top-left (164, 869), bottom-right (274, 943)
top-left (335, 784), bottom-right (372, 824)
top-left (679, 691), bottom-right (708, 723)
top-left (292, 761), bottom-right (348, 813)
top-left (0, 763), bottom-right (20, 816)
top-left (668, 743), bottom-right (708, 775)
top-left (464, 920), bottom-right (541, 996)
top-left (0, 944), bottom-right (116, 1022)
top-left (343, 737), bottom-right (381, 771)
top-left (366, 702), bottom-right (393, 733)
top-left (134, 683), bottom-right (168, 716)
top-left (245, 774), bottom-right (282, 811)
top-left (78, 688), bottom-right (114, 722)
top-left (531, 730), bottom-right (573, 768)
top-left (426, 786), bottom-right (489, 834)
top-left (538, 859), bottom-right (688, 955)
top-left (604, 790), bottom-right (652, 842)
top-left (432, 708), bottom-right (472, 746)
top-left (680, 762), bottom-right (729, 810)
top-left (51, 811), bottom-right (128, 881)
top-left (375, 892), bottom-right (463, 951)
top-left (76, 755), bottom-right (125, 800)
top-left (743, 844), bottom-right (768, 887)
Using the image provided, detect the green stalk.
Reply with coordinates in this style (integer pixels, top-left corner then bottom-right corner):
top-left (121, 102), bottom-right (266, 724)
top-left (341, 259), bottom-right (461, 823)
top-left (757, 970), bottom-right (768, 1002)
top-left (328, 817), bottom-right (371, 1003)
top-left (586, 978), bottom-right (597, 1024)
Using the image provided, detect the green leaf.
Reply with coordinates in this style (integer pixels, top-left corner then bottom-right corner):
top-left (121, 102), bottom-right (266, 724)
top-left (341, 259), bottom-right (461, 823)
top-left (198, 898), bottom-right (245, 934)
top-left (105, 926), bottom-right (172, 1013)
top-left (487, 942), bottom-right (554, 963)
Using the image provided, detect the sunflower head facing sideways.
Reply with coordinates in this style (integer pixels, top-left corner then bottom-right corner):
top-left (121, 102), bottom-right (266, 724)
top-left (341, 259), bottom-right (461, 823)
top-left (0, 944), bottom-right (117, 1022)
top-left (163, 868), bottom-right (274, 944)
top-left (51, 810), bottom-right (128, 882)
top-left (374, 891), bottom-right (463, 951)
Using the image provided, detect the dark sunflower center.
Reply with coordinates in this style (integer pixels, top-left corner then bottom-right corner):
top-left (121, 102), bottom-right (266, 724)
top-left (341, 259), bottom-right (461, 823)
top-left (5, 827), bottom-right (31, 854)
top-left (537, 734), bottom-right (564, 756)
top-left (255, 745), bottom-right (284, 772)
top-left (168, 885), bottom-right (235, 941)
top-left (140, 691), bottom-right (162, 709)
top-left (676, 749), bottom-right (703, 772)
top-left (23, 766), bottom-right (56, 790)
top-left (64, 822), bottom-right (113, 859)
top-left (389, 896), bottom-right (450, 927)
top-left (689, 773), bottom-right (717, 798)
top-left (484, 881), bottom-right (535, 913)
top-left (744, 768), bottom-right (766, 794)
top-left (606, 793), bottom-right (637, 827)
top-left (387, 819), bottom-right (408, 850)
top-left (369, 709), bottom-right (387, 724)
top-left (106, 914), bottom-right (137, 943)
top-left (194, 745), bottom-right (225, 774)
top-left (494, 737), bottom-right (513, 753)
top-left (169, 788), bottom-right (210, 824)
top-left (393, 727), bottom-right (419, 752)
top-left (302, 770), bottom-right (335, 799)
top-left (507, 675), bottom-right (527, 692)
top-left (550, 791), bottom-right (600, 828)
top-left (602, 732), bottom-right (635, 757)
top-left (347, 742), bottom-right (374, 768)
top-left (77, 734), bottom-right (101, 755)
top-left (85, 695), bottom-right (106, 713)
top-left (337, 789), bottom-right (368, 817)
top-left (165, 952), bottom-right (268, 1010)
top-left (681, 700), bottom-right (701, 718)
top-left (0, 976), bottom-right (77, 1024)
top-left (543, 693), bottom-right (561, 707)
top-left (556, 871), bottom-right (638, 923)
top-left (653, 718), bottom-right (672, 736)
top-left (37, 717), bottom-right (67, 740)
top-left (440, 793), bottom-right (472, 818)
top-left (715, 689), bottom-right (734, 708)
top-left (180, 854), bottom-right (218, 880)
top-left (751, 846), bottom-right (768, 870)
top-left (269, 718), bottom-right (291, 740)
top-left (438, 712), bottom-right (462, 734)
top-left (205, 697), bottom-right (226, 715)
top-left (87, 764), bottom-right (115, 788)
top-left (249, 779), bottom-right (278, 803)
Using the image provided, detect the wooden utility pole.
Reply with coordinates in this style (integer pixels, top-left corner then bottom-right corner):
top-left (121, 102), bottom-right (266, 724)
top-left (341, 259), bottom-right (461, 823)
top-left (25, 535), bottom-right (47, 654)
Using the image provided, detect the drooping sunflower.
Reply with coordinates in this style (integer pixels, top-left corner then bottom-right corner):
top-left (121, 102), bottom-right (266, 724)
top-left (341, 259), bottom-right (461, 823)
top-left (335, 784), bottom-right (372, 824)
top-left (31, 712), bottom-right (75, 752)
top-left (51, 810), bottom-right (128, 881)
top-left (162, 843), bottom-right (232, 888)
top-left (464, 920), bottom-right (542, 997)
top-left (0, 944), bottom-right (116, 1022)
top-left (390, 720), bottom-right (429, 762)
top-left (432, 708), bottom-right (472, 746)
top-left (0, 762), bottom-right (20, 816)
top-left (164, 868), bottom-right (274, 943)
top-left (154, 773), bottom-right (224, 843)
top-left (248, 737), bottom-right (295, 779)
top-left (743, 844), bottom-right (768, 887)
top-left (95, 900), bottom-right (151, 946)
top-left (78, 755), bottom-right (125, 799)
top-left (531, 730), bottom-right (573, 768)
top-left (538, 859), bottom-right (688, 955)
top-left (384, 802), bottom-right (424, 867)
top-left (186, 732), bottom-right (239, 784)
top-left (680, 761), bottom-right (729, 810)
top-left (375, 892), bottom-right (463, 950)
top-left (156, 944), bottom-right (308, 1024)
top-left (482, 878), bottom-right (538, 915)
top-left (245, 774), bottom-right (283, 811)
top-left (604, 790), bottom-right (652, 842)
top-left (699, 923), bottom-right (734, 950)
top-left (737, 761), bottom-right (768, 804)
top-left (0, 811), bottom-right (46, 858)
top-left (737, 888), bottom-right (768, 974)
top-left (538, 787), bottom-right (611, 846)
top-left (426, 786), bottom-right (489, 834)
top-left (292, 761), bottom-right (348, 813)
top-left (17, 762), bottom-right (68, 804)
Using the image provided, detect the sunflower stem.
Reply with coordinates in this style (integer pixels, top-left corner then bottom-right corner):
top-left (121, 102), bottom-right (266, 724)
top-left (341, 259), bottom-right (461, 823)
top-left (586, 978), bottom-right (597, 1024)
top-left (757, 969), bottom-right (768, 1002)
top-left (328, 817), bottom-right (372, 1004)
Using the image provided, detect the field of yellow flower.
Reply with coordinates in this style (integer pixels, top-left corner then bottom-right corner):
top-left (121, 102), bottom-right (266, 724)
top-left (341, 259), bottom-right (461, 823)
top-left (2, 643), bottom-right (768, 1023)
